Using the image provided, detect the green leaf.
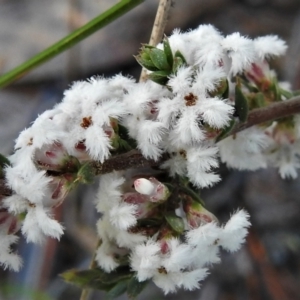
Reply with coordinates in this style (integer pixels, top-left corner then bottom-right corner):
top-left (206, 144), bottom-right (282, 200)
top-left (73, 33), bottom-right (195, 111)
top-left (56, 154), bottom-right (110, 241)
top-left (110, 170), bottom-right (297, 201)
top-left (61, 269), bottom-right (113, 291)
top-left (253, 92), bottom-right (266, 108)
top-left (61, 267), bottom-right (133, 291)
top-left (163, 36), bottom-right (173, 68)
top-left (135, 48), bottom-right (159, 71)
top-left (279, 88), bottom-right (293, 100)
top-left (149, 48), bottom-right (171, 71)
top-left (148, 70), bottom-right (170, 85)
top-left (179, 186), bottom-right (205, 205)
top-left (0, 153), bottom-right (11, 167)
top-left (127, 277), bottom-right (149, 299)
top-left (98, 268), bottom-right (132, 285)
top-left (164, 212), bottom-right (185, 234)
top-left (172, 56), bottom-right (185, 73)
top-left (118, 124), bottom-right (137, 149)
top-left (270, 79), bottom-right (281, 101)
top-left (106, 280), bottom-right (128, 299)
top-left (235, 84), bottom-right (249, 122)
top-left (174, 50), bottom-right (187, 65)
top-left (0, 154), bottom-right (11, 178)
top-left (215, 119), bottom-right (236, 143)
top-left (77, 162), bottom-right (95, 184)
top-left (293, 89), bottom-right (300, 96)
top-left (221, 79), bottom-right (229, 99)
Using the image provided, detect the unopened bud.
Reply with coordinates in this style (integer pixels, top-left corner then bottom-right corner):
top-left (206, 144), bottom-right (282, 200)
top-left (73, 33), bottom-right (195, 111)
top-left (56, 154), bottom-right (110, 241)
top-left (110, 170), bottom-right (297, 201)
top-left (134, 177), bottom-right (170, 202)
top-left (134, 178), bottom-right (155, 195)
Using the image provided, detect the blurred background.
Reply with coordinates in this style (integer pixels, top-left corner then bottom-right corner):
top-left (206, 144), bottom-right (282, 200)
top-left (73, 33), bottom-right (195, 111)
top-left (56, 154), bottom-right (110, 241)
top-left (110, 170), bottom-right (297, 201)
top-left (1, 0), bottom-right (300, 299)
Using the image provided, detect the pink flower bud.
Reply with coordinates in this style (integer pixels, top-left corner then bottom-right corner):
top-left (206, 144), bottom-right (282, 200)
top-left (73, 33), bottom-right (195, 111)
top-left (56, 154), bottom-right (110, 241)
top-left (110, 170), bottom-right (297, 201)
top-left (134, 177), bottom-right (170, 202)
top-left (183, 197), bottom-right (218, 228)
top-left (134, 178), bottom-right (155, 195)
top-left (35, 142), bottom-right (69, 171)
top-left (48, 174), bottom-right (76, 207)
top-left (245, 61), bottom-right (271, 90)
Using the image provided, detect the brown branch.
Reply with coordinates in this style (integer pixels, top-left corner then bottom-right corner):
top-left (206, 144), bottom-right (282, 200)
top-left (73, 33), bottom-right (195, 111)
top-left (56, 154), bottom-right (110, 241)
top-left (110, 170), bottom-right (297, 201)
top-left (139, 0), bottom-right (173, 82)
top-left (232, 95), bottom-right (300, 134)
top-left (91, 149), bottom-right (166, 175)
top-left (2, 96), bottom-right (300, 199)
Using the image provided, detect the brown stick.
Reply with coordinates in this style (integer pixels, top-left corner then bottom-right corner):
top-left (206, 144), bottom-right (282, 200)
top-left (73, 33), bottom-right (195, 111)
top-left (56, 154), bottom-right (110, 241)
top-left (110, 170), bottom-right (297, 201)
top-left (92, 149), bottom-right (165, 175)
top-left (139, 0), bottom-right (173, 82)
top-left (232, 95), bottom-right (300, 134)
top-left (2, 96), bottom-right (300, 199)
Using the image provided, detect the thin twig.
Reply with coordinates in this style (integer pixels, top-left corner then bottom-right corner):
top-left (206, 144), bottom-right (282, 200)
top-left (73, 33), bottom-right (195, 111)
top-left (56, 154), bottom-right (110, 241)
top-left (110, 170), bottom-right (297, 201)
top-left (232, 95), bottom-right (300, 134)
top-left (2, 96), bottom-right (300, 199)
top-left (139, 0), bottom-right (173, 82)
top-left (79, 239), bottom-right (102, 300)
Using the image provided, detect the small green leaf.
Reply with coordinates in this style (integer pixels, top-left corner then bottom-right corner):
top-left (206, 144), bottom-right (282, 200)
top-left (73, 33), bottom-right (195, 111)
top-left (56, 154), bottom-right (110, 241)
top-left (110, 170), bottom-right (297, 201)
top-left (0, 153), bottom-right (11, 168)
top-left (179, 185), bottom-right (205, 205)
top-left (174, 50), bottom-right (187, 64)
top-left (149, 48), bottom-right (171, 71)
top-left (279, 88), bottom-right (293, 100)
top-left (293, 89), bottom-right (300, 96)
top-left (253, 92), bottom-right (266, 108)
top-left (59, 155), bottom-right (81, 173)
top-left (118, 124), bottom-right (137, 149)
top-left (0, 154), bottom-right (11, 178)
top-left (148, 70), bottom-right (170, 85)
top-left (135, 55), bottom-right (159, 71)
top-left (106, 280), bottom-right (128, 299)
top-left (77, 162), bottom-right (95, 184)
top-left (61, 267), bottom-right (133, 292)
top-left (100, 267), bottom-right (133, 285)
top-left (164, 212), bottom-right (185, 234)
top-left (61, 269), bottom-right (113, 291)
top-left (127, 277), bottom-right (149, 299)
top-left (163, 36), bottom-right (173, 68)
top-left (0, 166), bottom-right (4, 179)
top-left (210, 78), bottom-right (229, 98)
top-left (215, 119), bottom-right (236, 142)
top-left (172, 56), bottom-right (185, 73)
top-left (221, 79), bottom-right (229, 99)
top-left (235, 85), bottom-right (249, 122)
top-left (270, 79), bottom-right (281, 101)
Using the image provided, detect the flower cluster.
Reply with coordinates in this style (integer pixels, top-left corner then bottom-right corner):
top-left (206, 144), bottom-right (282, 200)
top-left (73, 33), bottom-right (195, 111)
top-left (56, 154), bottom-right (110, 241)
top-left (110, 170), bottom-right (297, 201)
top-left (94, 172), bottom-right (250, 294)
top-left (1, 75), bottom-right (135, 269)
top-left (0, 23), bottom-right (297, 296)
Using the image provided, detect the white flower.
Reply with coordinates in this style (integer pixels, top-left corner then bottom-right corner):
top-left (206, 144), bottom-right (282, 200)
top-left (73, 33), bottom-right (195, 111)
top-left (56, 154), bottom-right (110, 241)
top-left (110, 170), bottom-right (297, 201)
top-left (254, 35), bottom-right (287, 60)
top-left (0, 230), bottom-right (22, 271)
top-left (191, 24), bottom-right (224, 67)
top-left (186, 146), bottom-right (220, 188)
top-left (22, 206), bottom-right (64, 243)
top-left (161, 239), bottom-right (192, 272)
top-left (3, 194), bottom-right (28, 215)
top-left (153, 268), bottom-right (208, 294)
top-left (218, 127), bottom-right (270, 170)
top-left (95, 172), bottom-right (125, 213)
top-left (221, 32), bottom-right (256, 75)
top-left (131, 239), bottom-right (161, 281)
top-left (5, 167), bottom-right (51, 205)
top-left (109, 203), bottom-right (137, 230)
top-left (219, 210), bottom-right (251, 252)
top-left (95, 239), bottom-right (120, 272)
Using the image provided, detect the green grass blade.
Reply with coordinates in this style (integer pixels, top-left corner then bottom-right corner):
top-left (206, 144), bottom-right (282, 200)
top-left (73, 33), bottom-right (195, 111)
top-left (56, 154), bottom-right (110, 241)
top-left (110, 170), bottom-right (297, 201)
top-left (0, 0), bottom-right (144, 88)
